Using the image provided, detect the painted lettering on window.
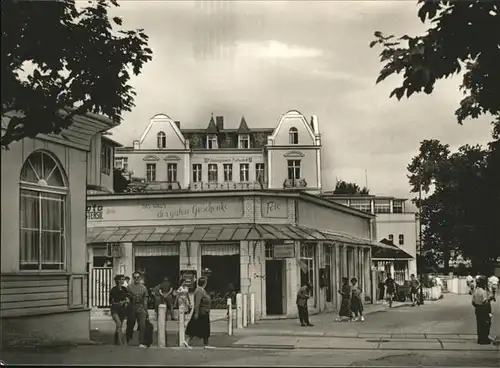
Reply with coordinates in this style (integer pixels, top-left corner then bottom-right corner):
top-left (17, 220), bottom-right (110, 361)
top-left (86, 204), bottom-right (103, 220)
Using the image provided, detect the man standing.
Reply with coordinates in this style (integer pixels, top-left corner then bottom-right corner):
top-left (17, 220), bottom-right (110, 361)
top-left (409, 274), bottom-right (420, 307)
top-left (385, 273), bottom-right (396, 308)
top-left (296, 282), bottom-right (313, 327)
top-left (158, 276), bottom-right (175, 321)
top-left (126, 271), bottom-right (149, 347)
top-left (488, 273), bottom-right (499, 301)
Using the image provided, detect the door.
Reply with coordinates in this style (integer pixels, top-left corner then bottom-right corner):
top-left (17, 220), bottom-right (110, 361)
top-left (266, 259), bottom-right (284, 315)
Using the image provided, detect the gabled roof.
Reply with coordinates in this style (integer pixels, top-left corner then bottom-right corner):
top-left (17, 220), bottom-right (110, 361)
top-left (206, 115), bottom-right (218, 133)
top-left (237, 116), bottom-right (252, 134)
top-left (372, 238), bottom-right (414, 260)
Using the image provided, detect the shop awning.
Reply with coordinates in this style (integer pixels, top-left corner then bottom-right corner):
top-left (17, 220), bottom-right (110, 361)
top-left (372, 238), bottom-right (414, 260)
top-left (87, 224), bottom-right (377, 247)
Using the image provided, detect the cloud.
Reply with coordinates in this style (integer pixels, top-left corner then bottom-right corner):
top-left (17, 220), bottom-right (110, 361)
top-left (236, 40), bottom-right (323, 60)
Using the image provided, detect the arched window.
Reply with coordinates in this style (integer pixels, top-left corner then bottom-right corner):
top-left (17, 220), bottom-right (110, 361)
top-left (157, 131), bottom-right (167, 149)
top-left (20, 151), bottom-right (68, 270)
top-left (289, 127), bottom-right (298, 145)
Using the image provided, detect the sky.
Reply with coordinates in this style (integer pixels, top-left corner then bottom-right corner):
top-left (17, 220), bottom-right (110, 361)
top-left (108, 0), bottom-right (494, 198)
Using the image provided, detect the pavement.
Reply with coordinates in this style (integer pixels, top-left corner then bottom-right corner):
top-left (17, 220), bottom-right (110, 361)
top-left (2, 294), bottom-right (500, 366)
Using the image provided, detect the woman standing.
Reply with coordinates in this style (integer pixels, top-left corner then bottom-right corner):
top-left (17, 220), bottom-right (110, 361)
top-left (109, 274), bottom-right (130, 345)
top-left (350, 277), bottom-right (365, 322)
top-left (183, 277), bottom-right (213, 349)
top-left (176, 279), bottom-right (192, 319)
top-left (472, 276), bottom-right (494, 345)
top-left (335, 277), bottom-right (352, 322)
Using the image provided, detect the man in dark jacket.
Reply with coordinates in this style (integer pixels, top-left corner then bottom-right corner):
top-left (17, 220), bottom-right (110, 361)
top-left (296, 282), bottom-right (313, 327)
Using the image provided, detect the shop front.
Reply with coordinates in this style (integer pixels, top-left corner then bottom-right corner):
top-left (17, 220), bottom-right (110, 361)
top-left (87, 191), bottom-right (377, 319)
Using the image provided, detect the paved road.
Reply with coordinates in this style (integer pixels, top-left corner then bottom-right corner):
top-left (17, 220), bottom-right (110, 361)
top-left (1, 345), bottom-right (499, 366)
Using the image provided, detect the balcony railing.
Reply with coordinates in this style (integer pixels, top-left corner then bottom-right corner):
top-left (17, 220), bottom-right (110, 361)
top-left (283, 178), bottom-right (307, 189)
top-left (189, 181), bottom-right (268, 191)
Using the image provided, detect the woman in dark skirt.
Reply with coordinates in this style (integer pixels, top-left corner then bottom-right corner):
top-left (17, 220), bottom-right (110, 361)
top-left (472, 276), bottom-right (494, 345)
top-left (183, 276), bottom-right (213, 349)
top-left (335, 277), bottom-right (352, 322)
top-left (350, 277), bottom-right (364, 322)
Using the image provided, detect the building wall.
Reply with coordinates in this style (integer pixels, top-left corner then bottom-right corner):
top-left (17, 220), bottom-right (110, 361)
top-left (376, 213), bottom-right (418, 275)
top-left (271, 112), bottom-right (315, 146)
top-left (297, 200), bottom-right (372, 239)
top-left (268, 148), bottom-right (320, 189)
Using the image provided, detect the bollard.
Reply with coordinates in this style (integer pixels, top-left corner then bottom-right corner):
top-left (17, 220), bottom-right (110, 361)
top-left (178, 305), bottom-right (185, 347)
top-left (242, 294), bottom-right (248, 327)
top-left (157, 304), bottom-right (166, 348)
top-left (227, 298), bottom-right (233, 336)
top-left (250, 292), bottom-right (255, 324)
top-left (236, 293), bottom-right (243, 329)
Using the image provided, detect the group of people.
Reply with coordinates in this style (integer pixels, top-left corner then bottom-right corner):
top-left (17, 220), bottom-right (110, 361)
top-left (466, 272), bottom-right (498, 300)
top-left (335, 277), bottom-right (365, 322)
top-left (109, 272), bottom-right (215, 348)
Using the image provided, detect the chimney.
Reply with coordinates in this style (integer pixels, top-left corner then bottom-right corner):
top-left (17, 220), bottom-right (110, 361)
top-left (216, 116), bottom-right (224, 130)
top-left (133, 140), bottom-right (140, 150)
top-left (174, 121), bottom-right (181, 129)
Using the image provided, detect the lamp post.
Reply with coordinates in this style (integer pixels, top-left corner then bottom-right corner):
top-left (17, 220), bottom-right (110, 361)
top-left (418, 180), bottom-right (425, 305)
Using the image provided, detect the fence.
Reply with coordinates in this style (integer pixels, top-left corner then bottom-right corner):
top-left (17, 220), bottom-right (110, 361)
top-left (90, 267), bottom-right (113, 308)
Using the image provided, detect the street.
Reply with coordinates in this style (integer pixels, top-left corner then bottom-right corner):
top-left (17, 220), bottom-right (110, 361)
top-left (1, 294), bottom-right (499, 366)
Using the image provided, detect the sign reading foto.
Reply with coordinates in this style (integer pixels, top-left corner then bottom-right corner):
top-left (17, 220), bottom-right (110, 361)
top-left (261, 198), bottom-right (288, 218)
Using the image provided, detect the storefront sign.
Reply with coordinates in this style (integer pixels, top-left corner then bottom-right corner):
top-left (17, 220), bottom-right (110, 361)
top-left (273, 243), bottom-right (295, 258)
top-left (203, 157), bottom-right (253, 163)
top-left (87, 197), bottom-right (244, 223)
top-left (261, 198), bottom-right (288, 218)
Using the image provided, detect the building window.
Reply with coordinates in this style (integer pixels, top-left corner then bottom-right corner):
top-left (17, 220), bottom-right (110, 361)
top-left (238, 134), bottom-right (250, 149)
top-left (208, 164), bottom-right (218, 183)
top-left (192, 164), bottom-right (202, 183)
top-left (114, 157), bottom-right (128, 172)
top-left (223, 164), bottom-right (233, 182)
top-left (350, 199), bottom-right (371, 213)
top-left (265, 242), bottom-right (274, 259)
top-left (374, 199), bottom-right (391, 214)
top-left (167, 163), bottom-right (177, 182)
top-left (207, 134), bottom-right (218, 149)
top-left (100, 144), bottom-right (112, 175)
top-left (300, 243), bottom-right (315, 297)
top-left (399, 234), bottom-right (404, 245)
top-left (240, 163), bottom-right (249, 182)
top-left (157, 131), bottom-right (167, 149)
top-left (255, 163), bottom-right (265, 182)
top-left (388, 234), bottom-right (394, 243)
top-left (146, 163), bottom-right (156, 182)
top-left (289, 127), bottom-right (298, 145)
top-left (393, 200), bottom-right (403, 213)
top-left (20, 151), bottom-right (67, 271)
top-left (287, 160), bottom-right (301, 180)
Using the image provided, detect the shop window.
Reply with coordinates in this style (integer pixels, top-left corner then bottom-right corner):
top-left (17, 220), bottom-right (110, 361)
top-left (20, 151), bottom-right (67, 271)
top-left (201, 244), bottom-right (240, 309)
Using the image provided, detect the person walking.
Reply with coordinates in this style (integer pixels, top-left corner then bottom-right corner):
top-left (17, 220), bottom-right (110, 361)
top-left (350, 277), bottom-right (364, 322)
top-left (335, 277), bottom-right (352, 322)
top-left (488, 273), bottom-right (498, 301)
top-left (472, 276), bottom-right (494, 345)
top-left (409, 274), bottom-right (420, 307)
top-left (183, 277), bottom-right (213, 349)
top-left (176, 279), bottom-right (192, 320)
top-left (125, 271), bottom-right (149, 347)
top-left (296, 282), bottom-right (313, 327)
top-left (109, 274), bottom-right (130, 345)
top-left (385, 273), bottom-right (396, 308)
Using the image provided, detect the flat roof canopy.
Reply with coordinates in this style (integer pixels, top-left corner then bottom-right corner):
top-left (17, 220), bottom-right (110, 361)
top-left (87, 224), bottom-right (377, 248)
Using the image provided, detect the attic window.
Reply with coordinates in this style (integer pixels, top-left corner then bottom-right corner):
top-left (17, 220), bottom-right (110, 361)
top-left (207, 134), bottom-right (218, 149)
top-left (238, 134), bottom-right (250, 149)
top-left (289, 127), bottom-right (298, 145)
top-left (157, 131), bottom-right (167, 149)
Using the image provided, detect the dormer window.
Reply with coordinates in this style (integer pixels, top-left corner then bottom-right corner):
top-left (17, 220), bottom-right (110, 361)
top-left (157, 131), bottom-right (167, 149)
top-left (207, 134), bottom-right (218, 149)
top-left (238, 134), bottom-right (250, 149)
top-left (289, 127), bottom-right (298, 145)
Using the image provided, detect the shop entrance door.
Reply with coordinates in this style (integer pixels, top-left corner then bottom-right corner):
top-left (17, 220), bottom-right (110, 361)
top-left (265, 259), bottom-right (284, 315)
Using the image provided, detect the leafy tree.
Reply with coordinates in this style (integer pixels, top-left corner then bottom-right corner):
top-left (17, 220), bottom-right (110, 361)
top-left (370, 0), bottom-right (500, 139)
top-left (1, 0), bottom-right (152, 148)
top-left (408, 139), bottom-right (497, 271)
top-left (113, 167), bottom-right (130, 193)
top-left (333, 180), bottom-right (370, 195)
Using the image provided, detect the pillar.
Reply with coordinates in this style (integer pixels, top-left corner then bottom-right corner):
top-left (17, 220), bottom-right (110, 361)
top-left (240, 241), bottom-right (251, 295)
top-left (122, 242), bottom-right (133, 277)
top-left (363, 249), bottom-right (371, 301)
top-left (353, 246), bottom-right (359, 281)
top-left (334, 244), bottom-right (341, 309)
top-left (341, 245), bottom-right (347, 280)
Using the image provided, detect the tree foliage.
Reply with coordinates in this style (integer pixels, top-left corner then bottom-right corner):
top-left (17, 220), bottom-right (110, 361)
top-left (333, 180), bottom-right (370, 195)
top-left (408, 139), bottom-right (499, 271)
top-left (1, 0), bottom-right (152, 148)
top-left (370, 0), bottom-right (500, 139)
